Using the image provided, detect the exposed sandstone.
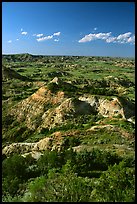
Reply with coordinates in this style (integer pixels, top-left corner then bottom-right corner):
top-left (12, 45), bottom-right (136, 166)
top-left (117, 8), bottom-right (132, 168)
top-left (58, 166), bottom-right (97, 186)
top-left (2, 143), bottom-right (36, 155)
top-left (9, 78), bottom-right (134, 135)
top-left (79, 94), bottom-right (125, 118)
top-left (87, 124), bottom-right (115, 131)
top-left (32, 137), bottom-right (53, 151)
top-left (2, 134), bottom-right (64, 159)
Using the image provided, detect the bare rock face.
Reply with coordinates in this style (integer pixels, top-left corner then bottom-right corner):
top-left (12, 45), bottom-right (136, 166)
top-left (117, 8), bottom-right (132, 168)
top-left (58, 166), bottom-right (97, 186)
top-left (2, 143), bottom-right (36, 155)
top-left (79, 95), bottom-right (99, 112)
top-left (32, 137), bottom-right (53, 151)
top-left (39, 98), bottom-right (97, 131)
top-left (87, 124), bottom-right (115, 131)
top-left (9, 79), bottom-right (134, 134)
top-left (22, 151), bottom-right (43, 160)
top-left (98, 97), bottom-right (125, 118)
top-left (39, 98), bottom-right (74, 131)
top-left (79, 94), bottom-right (125, 119)
top-left (10, 85), bottom-right (66, 130)
top-left (2, 133), bottom-right (64, 159)
top-left (10, 86), bottom-right (50, 129)
top-left (50, 77), bottom-right (60, 84)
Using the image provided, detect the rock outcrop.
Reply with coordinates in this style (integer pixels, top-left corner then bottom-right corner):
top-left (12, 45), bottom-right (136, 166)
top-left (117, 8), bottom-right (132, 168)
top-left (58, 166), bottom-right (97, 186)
top-left (79, 94), bottom-right (125, 118)
top-left (9, 78), bottom-right (134, 134)
top-left (2, 143), bottom-right (36, 155)
top-left (2, 134), bottom-right (64, 159)
top-left (10, 85), bottom-right (66, 130)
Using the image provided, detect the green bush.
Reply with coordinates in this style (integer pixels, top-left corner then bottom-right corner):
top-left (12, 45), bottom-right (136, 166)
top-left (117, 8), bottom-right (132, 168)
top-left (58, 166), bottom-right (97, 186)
top-left (2, 194), bottom-right (22, 202)
top-left (63, 137), bottom-right (81, 148)
top-left (2, 177), bottom-right (22, 196)
top-left (2, 114), bottom-right (15, 128)
top-left (47, 82), bottom-right (59, 93)
top-left (23, 176), bottom-right (47, 202)
top-left (74, 149), bottom-right (121, 176)
top-left (36, 150), bottom-right (63, 175)
top-left (22, 167), bottom-right (93, 202)
top-left (2, 154), bottom-right (28, 196)
top-left (91, 161), bottom-right (135, 202)
top-left (2, 154), bottom-right (28, 179)
top-left (63, 148), bottom-right (77, 167)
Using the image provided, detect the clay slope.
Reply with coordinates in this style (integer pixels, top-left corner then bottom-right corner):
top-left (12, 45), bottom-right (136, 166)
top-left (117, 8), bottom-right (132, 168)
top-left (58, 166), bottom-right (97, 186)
top-left (2, 131), bottom-right (74, 159)
top-left (10, 78), bottom-right (135, 133)
top-left (79, 94), bottom-right (134, 119)
top-left (11, 85), bottom-right (67, 130)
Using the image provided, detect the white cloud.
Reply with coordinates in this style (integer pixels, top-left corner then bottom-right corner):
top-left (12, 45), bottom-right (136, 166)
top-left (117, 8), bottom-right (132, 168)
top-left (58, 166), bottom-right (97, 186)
top-left (21, 31), bottom-right (27, 35)
top-left (53, 32), bottom-right (61, 36)
top-left (37, 35), bottom-right (53, 42)
top-left (34, 31), bottom-right (61, 42)
top-left (79, 31), bottom-right (135, 45)
top-left (78, 34), bottom-right (95, 42)
top-left (78, 32), bottom-right (111, 43)
top-left (106, 32), bottom-right (135, 44)
top-left (7, 40), bottom-right (12, 43)
top-left (94, 27), bottom-right (97, 31)
top-left (36, 34), bottom-right (43, 37)
top-left (54, 39), bottom-right (59, 42)
top-left (106, 37), bottom-right (117, 43)
top-left (16, 38), bottom-right (19, 41)
top-left (33, 33), bottom-right (43, 37)
top-left (116, 32), bottom-right (132, 40)
top-left (127, 35), bottom-right (135, 44)
top-left (96, 32), bottom-right (111, 39)
top-left (21, 28), bottom-right (23, 31)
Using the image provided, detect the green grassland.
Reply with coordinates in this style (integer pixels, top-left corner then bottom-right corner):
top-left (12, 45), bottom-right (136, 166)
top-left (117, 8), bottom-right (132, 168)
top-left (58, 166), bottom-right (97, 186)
top-left (2, 54), bottom-right (135, 202)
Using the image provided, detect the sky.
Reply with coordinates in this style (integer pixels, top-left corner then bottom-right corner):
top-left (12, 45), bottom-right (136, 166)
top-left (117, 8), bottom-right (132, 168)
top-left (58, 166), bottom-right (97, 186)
top-left (2, 2), bottom-right (135, 57)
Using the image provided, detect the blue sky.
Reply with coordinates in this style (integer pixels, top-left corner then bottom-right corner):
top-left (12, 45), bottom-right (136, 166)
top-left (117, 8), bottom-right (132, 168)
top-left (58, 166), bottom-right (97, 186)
top-left (2, 2), bottom-right (135, 57)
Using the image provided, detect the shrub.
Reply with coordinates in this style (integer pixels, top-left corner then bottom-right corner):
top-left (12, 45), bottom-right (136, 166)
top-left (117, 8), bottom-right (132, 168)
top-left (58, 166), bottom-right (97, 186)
top-left (63, 136), bottom-right (81, 148)
top-left (36, 150), bottom-right (62, 175)
top-left (2, 194), bottom-right (22, 202)
top-left (2, 177), bottom-right (22, 196)
top-left (47, 82), bottom-right (59, 93)
top-left (2, 114), bottom-right (15, 128)
top-left (74, 148), bottom-right (121, 176)
top-left (2, 154), bottom-right (28, 196)
top-left (91, 161), bottom-right (135, 202)
top-left (63, 148), bottom-right (77, 167)
top-left (2, 154), bottom-right (27, 179)
top-left (22, 168), bottom-right (93, 202)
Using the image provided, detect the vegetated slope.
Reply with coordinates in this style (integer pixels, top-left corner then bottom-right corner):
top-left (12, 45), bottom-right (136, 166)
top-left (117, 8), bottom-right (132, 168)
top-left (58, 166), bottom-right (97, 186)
top-left (2, 76), bottom-right (135, 155)
top-left (2, 53), bottom-right (40, 63)
top-left (2, 65), bottom-right (31, 81)
top-left (2, 54), bottom-right (135, 202)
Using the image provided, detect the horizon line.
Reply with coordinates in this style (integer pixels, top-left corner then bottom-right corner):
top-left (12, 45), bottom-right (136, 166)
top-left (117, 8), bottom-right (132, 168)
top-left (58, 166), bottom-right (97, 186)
top-left (2, 52), bottom-right (135, 59)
